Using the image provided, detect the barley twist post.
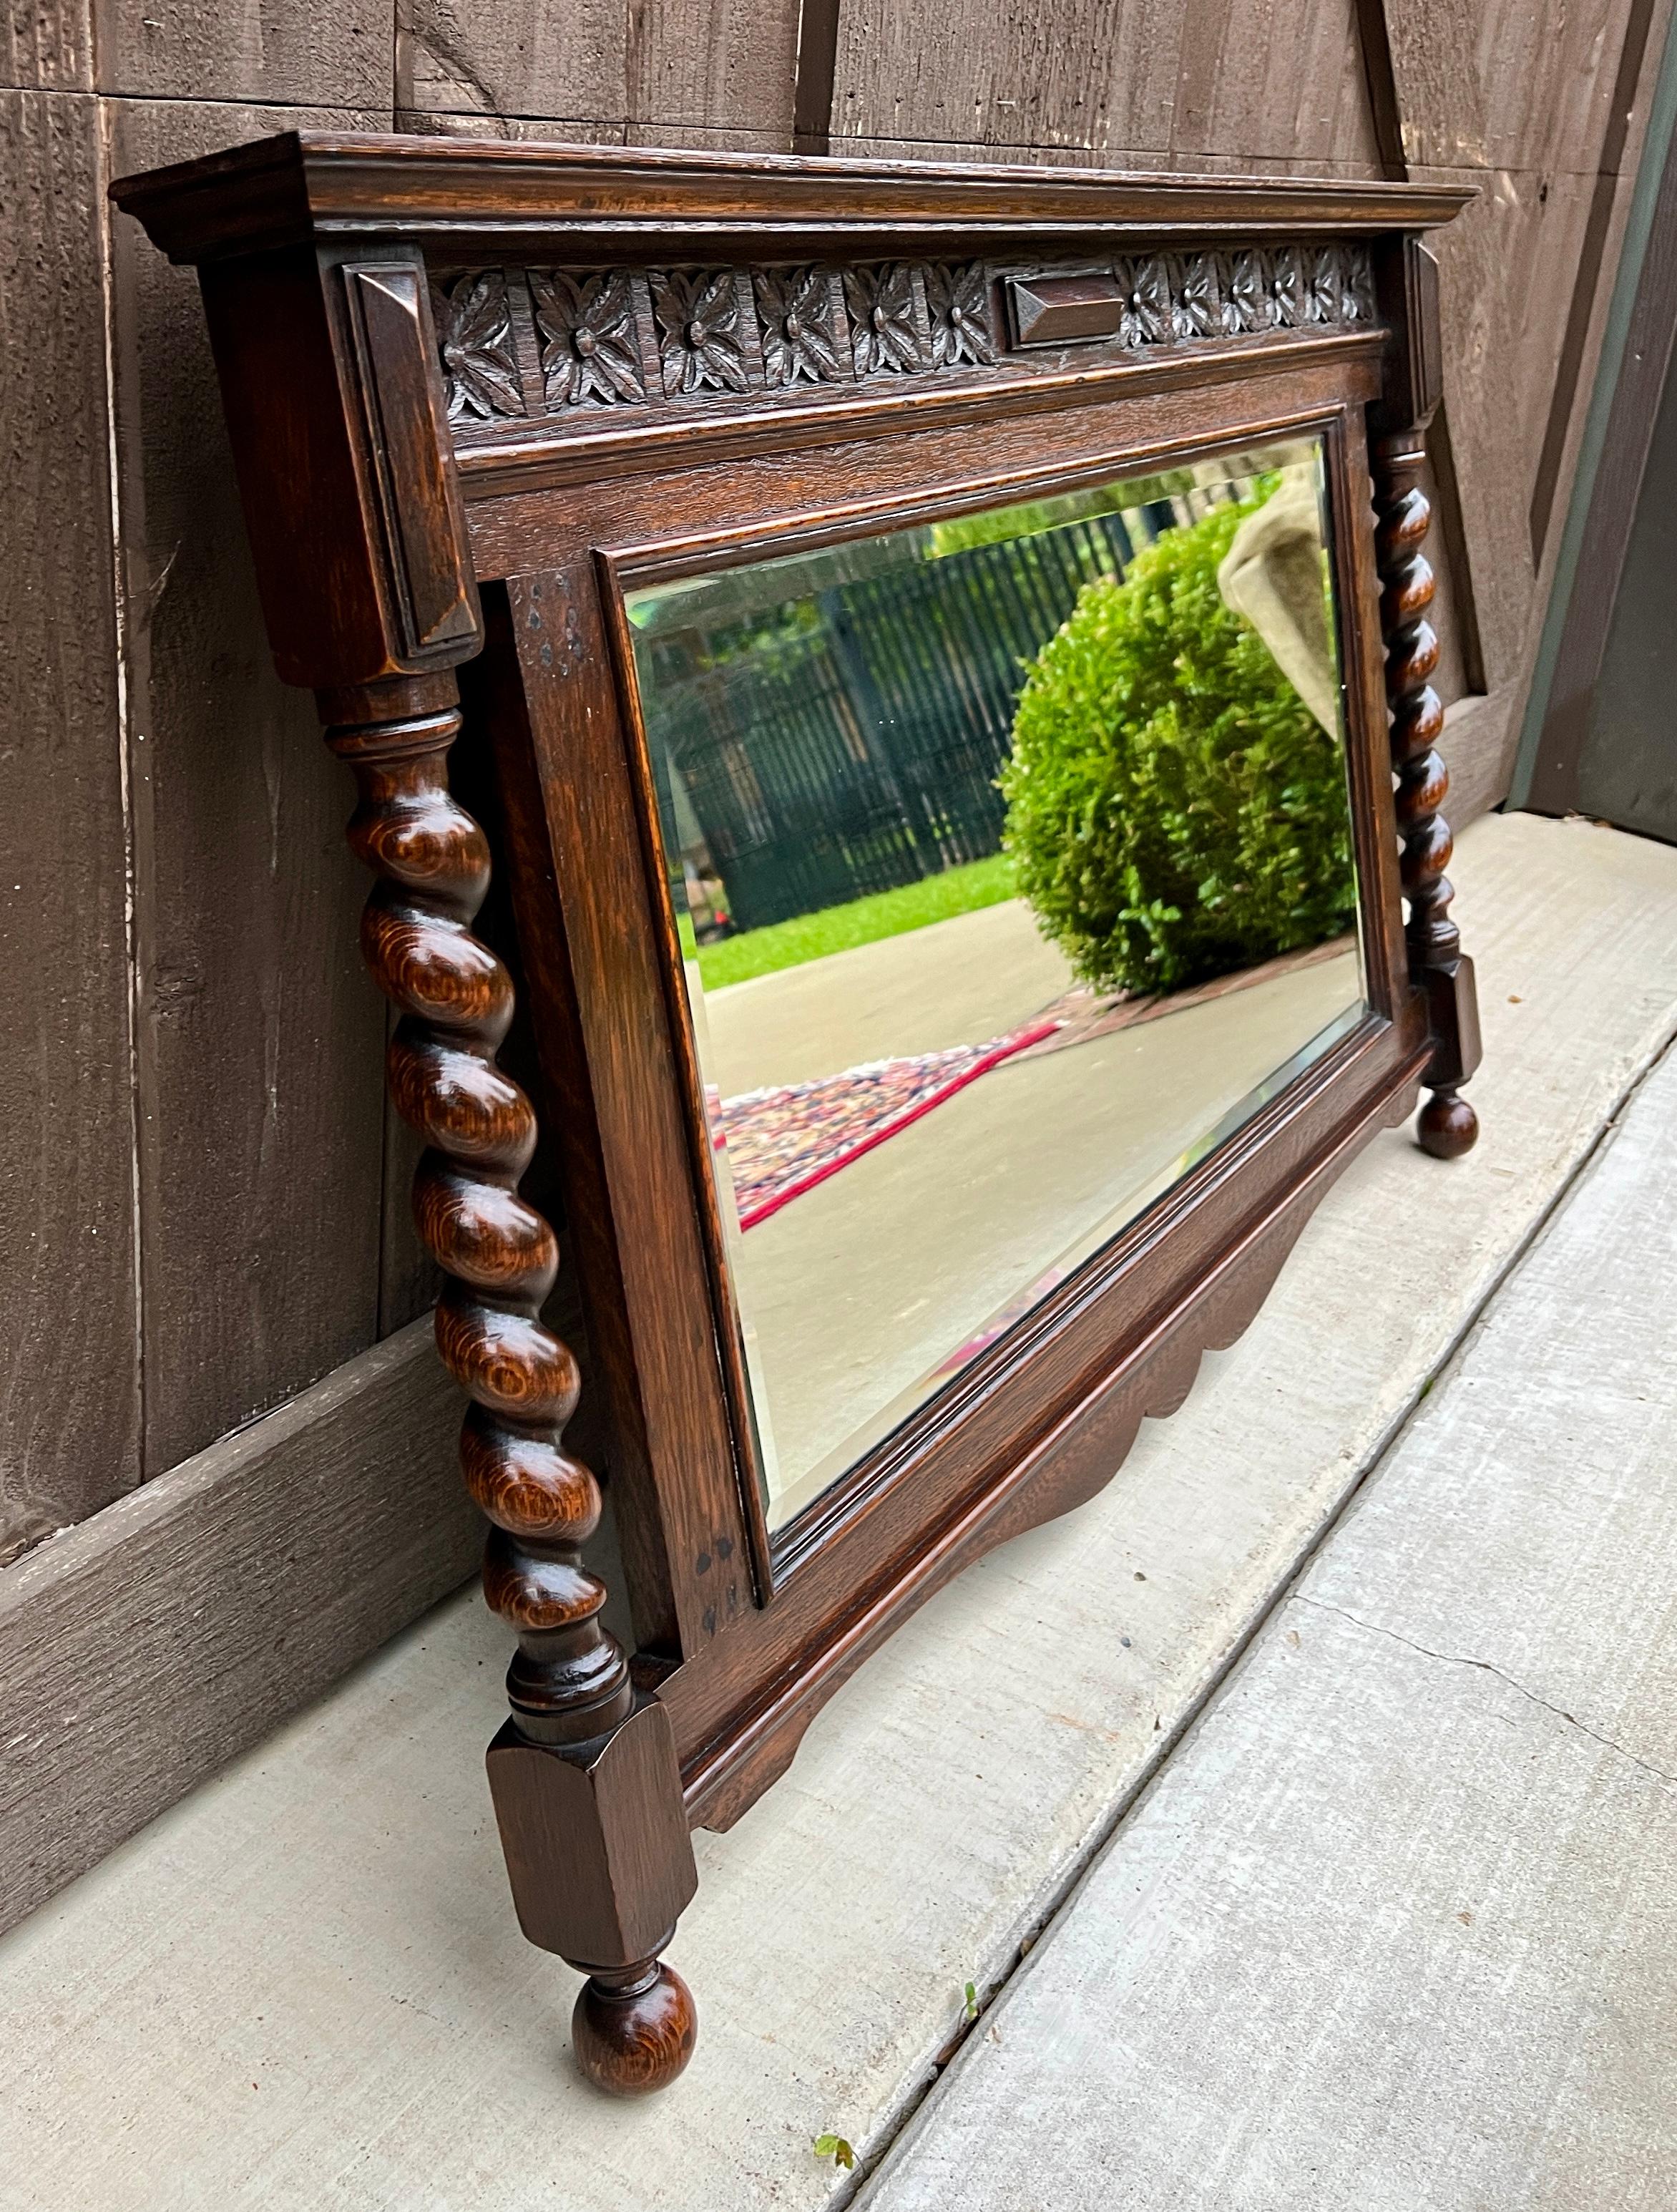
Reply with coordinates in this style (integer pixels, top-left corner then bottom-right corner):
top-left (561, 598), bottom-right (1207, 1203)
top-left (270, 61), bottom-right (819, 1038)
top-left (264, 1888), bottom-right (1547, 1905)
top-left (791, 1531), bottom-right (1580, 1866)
top-left (1371, 429), bottom-right (1481, 1159)
top-left (322, 668), bottom-right (697, 2095)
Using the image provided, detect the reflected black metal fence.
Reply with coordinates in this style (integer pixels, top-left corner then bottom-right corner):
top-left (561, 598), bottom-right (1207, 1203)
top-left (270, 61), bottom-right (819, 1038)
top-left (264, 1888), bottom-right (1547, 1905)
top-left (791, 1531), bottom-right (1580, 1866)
top-left (640, 503), bottom-right (1175, 932)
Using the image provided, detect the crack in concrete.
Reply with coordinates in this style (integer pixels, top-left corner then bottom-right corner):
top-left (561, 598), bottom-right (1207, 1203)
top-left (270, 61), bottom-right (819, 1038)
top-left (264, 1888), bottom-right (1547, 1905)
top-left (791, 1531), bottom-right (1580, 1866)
top-left (1292, 1594), bottom-right (1677, 1791)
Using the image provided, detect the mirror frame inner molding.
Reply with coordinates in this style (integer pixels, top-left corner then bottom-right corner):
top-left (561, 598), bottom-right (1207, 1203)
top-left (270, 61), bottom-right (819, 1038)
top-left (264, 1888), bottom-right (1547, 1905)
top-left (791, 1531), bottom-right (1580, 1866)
top-left (114, 136), bottom-right (1480, 2099)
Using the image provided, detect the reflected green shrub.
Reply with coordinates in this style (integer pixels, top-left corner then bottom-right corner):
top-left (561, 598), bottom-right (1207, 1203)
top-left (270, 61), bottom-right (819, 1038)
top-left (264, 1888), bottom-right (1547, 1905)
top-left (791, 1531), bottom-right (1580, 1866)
top-left (999, 488), bottom-right (1356, 996)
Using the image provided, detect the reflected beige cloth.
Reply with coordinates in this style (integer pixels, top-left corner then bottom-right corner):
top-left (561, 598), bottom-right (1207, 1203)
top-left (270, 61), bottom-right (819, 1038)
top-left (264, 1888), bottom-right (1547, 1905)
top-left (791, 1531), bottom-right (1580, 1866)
top-left (1216, 478), bottom-right (1339, 735)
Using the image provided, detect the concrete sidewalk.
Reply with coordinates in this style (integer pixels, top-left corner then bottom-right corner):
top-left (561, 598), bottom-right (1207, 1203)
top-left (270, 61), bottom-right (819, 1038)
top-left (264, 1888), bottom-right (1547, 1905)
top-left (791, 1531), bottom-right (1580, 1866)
top-left (2, 812), bottom-right (1676, 2211)
top-left (866, 1013), bottom-right (1677, 2211)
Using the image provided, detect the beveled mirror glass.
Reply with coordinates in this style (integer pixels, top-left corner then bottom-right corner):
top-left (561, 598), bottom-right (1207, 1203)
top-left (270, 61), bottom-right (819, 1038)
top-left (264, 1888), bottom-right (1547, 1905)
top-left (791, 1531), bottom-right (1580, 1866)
top-left (628, 436), bottom-right (1365, 1531)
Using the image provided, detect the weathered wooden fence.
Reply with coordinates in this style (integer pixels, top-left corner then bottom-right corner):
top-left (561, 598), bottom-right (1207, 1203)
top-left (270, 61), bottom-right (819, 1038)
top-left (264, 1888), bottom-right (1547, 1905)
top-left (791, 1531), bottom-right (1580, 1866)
top-left (644, 507), bottom-right (1153, 928)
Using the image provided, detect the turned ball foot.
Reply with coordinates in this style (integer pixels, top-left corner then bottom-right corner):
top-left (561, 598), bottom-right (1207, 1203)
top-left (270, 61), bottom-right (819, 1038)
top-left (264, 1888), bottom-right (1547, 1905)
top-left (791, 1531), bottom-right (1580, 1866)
top-left (572, 1959), bottom-right (697, 2096)
top-left (1417, 1086), bottom-right (1478, 1160)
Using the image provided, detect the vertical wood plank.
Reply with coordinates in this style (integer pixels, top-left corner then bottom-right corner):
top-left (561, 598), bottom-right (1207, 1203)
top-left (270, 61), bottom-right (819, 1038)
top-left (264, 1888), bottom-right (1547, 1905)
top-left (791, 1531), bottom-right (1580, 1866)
top-left (1165, 0), bottom-right (1382, 170)
top-left (108, 97), bottom-right (393, 1477)
top-left (393, 0), bottom-right (798, 143)
top-left (830, 0), bottom-right (1381, 170)
top-left (1384, 0), bottom-right (1630, 174)
top-left (626, 0), bottom-right (798, 135)
top-left (92, 0), bottom-right (388, 106)
top-left (0, 0), bottom-right (91, 88)
top-left (0, 89), bottom-right (140, 1557)
top-left (1371, 0), bottom-right (1487, 170)
top-left (1418, 165), bottom-right (1600, 691)
top-left (793, 0), bottom-right (841, 151)
top-left (1376, 0), bottom-right (1671, 586)
top-left (1525, 0), bottom-right (1663, 560)
top-left (831, 0), bottom-right (1155, 158)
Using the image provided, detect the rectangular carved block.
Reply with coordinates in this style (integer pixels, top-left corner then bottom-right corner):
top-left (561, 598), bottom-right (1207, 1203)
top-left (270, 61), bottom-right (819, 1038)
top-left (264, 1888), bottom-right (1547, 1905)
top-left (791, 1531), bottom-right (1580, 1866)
top-left (1421, 953), bottom-right (1482, 1088)
top-left (486, 1695), bottom-right (698, 1970)
top-left (343, 262), bottom-right (481, 658)
top-left (1006, 271), bottom-right (1127, 347)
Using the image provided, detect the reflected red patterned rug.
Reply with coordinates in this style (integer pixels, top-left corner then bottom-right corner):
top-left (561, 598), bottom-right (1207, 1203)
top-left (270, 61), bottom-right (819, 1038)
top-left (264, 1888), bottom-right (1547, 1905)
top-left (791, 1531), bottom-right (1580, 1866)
top-left (715, 1018), bottom-right (1060, 1230)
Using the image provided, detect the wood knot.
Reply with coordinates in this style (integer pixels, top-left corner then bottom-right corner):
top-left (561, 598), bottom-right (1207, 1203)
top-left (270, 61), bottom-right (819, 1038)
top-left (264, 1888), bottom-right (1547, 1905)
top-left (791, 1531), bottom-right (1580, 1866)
top-left (413, 1156), bottom-right (559, 1302)
top-left (461, 1404), bottom-right (600, 1544)
top-left (572, 1962), bottom-right (698, 2097)
top-left (483, 1531), bottom-right (605, 1630)
top-left (435, 1287), bottom-right (581, 1426)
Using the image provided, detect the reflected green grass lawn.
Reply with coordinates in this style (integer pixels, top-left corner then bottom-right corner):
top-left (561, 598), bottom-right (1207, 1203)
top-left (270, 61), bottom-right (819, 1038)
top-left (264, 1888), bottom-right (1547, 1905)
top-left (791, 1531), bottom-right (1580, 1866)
top-left (696, 852), bottom-right (1018, 990)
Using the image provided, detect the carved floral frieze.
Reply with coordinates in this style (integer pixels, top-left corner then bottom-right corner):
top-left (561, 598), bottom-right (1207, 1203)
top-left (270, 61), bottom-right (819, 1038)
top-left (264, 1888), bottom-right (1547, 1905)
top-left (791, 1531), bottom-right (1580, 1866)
top-left (754, 265), bottom-right (845, 386)
top-left (1171, 253), bottom-right (1221, 341)
top-left (529, 269), bottom-right (645, 408)
top-left (428, 241), bottom-right (1377, 434)
top-left (431, 270), bottom-right (523, 424)
top-left (842, 262), bottom-right (924, 377)
top-left (926, 260), bottom-right (995, 368)
top-left (650, 268), bottom-right (751, 396)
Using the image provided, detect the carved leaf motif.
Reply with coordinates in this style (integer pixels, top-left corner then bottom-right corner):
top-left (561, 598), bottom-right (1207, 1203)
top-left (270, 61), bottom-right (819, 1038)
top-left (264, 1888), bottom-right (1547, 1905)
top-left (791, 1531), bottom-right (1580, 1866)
top-left (926, 262), bottom-right (995, 367)
top-left (529, 269), bottom-right (646, 408)
top-left (431, 271), bottom-right (524, 423)
top-left (1271, 245), bottom-right (1309, 328)
top-left (1171, 254), bottom-right (1221, 341)
top-left (1116, 256), bottom-right (1170, 348)
top-left (1220, 249), bottom-right (1275, 335)
top-left (1305, 245), bottom-right (1339, 323)
top-left (754, 265), bottom-right (844, 387)
top-left (843, 263), bottom-right (924, 376)
top-left (1341, 248), bottom-right (1376, 323)
top-left (650, 268), bottom-right (751, 397)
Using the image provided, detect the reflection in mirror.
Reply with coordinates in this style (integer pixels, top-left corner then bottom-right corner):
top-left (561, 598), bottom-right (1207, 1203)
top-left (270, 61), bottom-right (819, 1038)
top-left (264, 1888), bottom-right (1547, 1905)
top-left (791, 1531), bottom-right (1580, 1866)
top-left (627, 439), bottom-right (1366, 1533)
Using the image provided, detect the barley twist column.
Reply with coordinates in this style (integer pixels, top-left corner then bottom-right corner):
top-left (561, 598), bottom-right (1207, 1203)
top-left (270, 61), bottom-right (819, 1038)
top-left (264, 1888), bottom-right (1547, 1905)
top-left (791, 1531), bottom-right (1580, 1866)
top-left (322, 668), bottom-right (696, 2095)
top-left (1372, 429), bottom-right (1481, 1159)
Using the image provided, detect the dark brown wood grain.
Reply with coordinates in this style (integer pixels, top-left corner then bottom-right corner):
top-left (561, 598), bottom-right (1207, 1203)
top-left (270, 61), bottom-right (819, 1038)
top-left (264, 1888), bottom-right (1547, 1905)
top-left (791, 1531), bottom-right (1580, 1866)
top-left (112, 132), bottom-right (1471, 265)
top-left (1370, 260), bottom-right (1482, 1159)
top-left (511, 572), bottom-right (763, 1639)
top-left (455, 322), bottom-right (1389, 508)
top-left (487, 1697), bottom-right (699, 2094)
top-left (0, 92), bottom-right (139, 1556)
top-left (318, 663), bottom-right (646, 1747)
top-left (464, 347), bottom-right (1389, 577)
top-left (791, 0), bottom-right (841, 152)
top-left (132, 197), bottom-right (700, 2091)
top-left (1, 0), bottom-right (1653, 1998)
top-left (113, 134), bottom-right (1470, 2097)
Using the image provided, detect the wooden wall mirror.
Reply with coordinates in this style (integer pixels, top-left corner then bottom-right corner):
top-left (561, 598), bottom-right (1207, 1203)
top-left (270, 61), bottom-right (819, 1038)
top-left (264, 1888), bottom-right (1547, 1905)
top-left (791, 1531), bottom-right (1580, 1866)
top-left (113, 137), bottom-right (1480, 2098)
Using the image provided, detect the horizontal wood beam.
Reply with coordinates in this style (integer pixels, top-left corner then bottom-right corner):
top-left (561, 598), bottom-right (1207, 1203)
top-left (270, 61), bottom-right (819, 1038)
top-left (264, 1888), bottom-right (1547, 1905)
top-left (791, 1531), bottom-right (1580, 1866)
top-left (0, 1317), bottom-right (477, 1936)
top-left (112, 131), bottom-right (1474, 263)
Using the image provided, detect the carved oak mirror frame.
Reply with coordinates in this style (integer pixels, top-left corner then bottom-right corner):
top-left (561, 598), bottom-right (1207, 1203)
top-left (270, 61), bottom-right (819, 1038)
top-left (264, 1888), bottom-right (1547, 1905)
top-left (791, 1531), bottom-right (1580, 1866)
top-left (114, 137), bottom-right (1478, 2097)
